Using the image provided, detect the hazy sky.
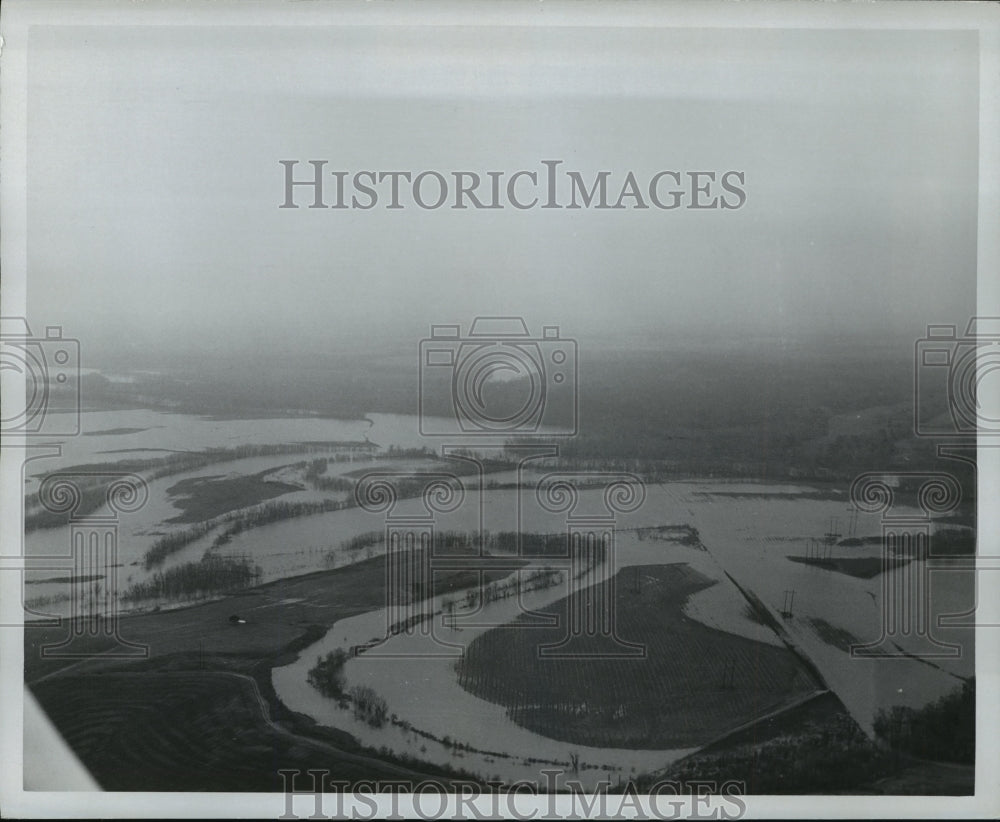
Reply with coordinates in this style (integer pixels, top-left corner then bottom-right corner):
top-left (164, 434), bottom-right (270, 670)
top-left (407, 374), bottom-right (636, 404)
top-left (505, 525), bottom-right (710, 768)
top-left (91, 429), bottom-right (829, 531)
top-left (26, 24), bottom-right (979, 359)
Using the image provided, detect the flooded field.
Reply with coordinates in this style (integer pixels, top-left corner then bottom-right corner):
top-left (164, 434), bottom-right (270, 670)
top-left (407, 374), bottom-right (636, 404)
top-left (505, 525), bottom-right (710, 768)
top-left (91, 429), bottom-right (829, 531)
top-left (20, 410), bottom-right (976, 786)
top-left (272, 535), bottom-right (745, 788)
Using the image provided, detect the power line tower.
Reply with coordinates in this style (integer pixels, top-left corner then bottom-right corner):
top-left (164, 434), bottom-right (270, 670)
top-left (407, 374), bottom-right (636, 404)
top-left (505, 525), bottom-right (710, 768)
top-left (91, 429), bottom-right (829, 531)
top-left (780, 589), bottom-right (795, 618)
top-left (807, 538), bottom-right (819, 561)
top-left (824, 516), bottom-right (841, 547)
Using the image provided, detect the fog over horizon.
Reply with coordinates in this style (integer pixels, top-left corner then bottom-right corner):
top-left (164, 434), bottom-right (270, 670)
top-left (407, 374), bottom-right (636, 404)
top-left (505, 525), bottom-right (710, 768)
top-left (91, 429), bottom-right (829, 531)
top-left (23, 25), bottom-right (979, 366)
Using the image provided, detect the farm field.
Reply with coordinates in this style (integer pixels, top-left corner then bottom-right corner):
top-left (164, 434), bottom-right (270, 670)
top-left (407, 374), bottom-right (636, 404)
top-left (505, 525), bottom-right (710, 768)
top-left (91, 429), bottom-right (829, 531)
top-left (25, 551), bottom-right (971, 794)
top-left (457, 563), bottom-right (819, 749)
top-left (18, 407), bottom-right (978, 794)
top-left (30, 671), bottom-right (403, 792)
top-left (23, 554), bottom-right (508, 791)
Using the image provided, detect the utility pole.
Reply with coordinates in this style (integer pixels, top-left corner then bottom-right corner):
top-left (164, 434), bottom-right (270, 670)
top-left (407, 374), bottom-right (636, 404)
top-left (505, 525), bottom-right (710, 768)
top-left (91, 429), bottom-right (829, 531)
top-left (781, 589), bottom-right (795, 618)
top-left (824, 516), bottom-right (840, 546)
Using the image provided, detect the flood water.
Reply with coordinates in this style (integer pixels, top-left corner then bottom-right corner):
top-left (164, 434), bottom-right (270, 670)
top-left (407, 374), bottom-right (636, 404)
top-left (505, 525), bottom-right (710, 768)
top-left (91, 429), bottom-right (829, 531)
top-left (20, 410), bottom-right (976, 784)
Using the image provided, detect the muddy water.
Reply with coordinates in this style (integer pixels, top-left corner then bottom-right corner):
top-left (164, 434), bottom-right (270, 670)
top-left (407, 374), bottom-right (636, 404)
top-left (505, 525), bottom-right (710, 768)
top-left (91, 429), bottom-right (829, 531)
top-left (272, 534), bottom-right (706, 789)
top-left (21, 414), bottom-right (974, 766)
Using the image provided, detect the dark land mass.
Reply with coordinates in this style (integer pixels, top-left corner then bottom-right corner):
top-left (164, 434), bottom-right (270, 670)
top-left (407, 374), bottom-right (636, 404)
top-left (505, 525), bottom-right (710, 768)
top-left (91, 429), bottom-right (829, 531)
top-left (83, 427), bottom-right (152, 436)
top-left (806, 617), bottom-right (864, 653)
top-left (72, 346), bottom-right (977, 502)
top-left (457, 563), bottom-right (819, 749)
top-left (165, 470), bottom-right (303, 523)
top-left (26, 555), bottom-right (520, 792)
top-left (655, 692), bottom-right (974, 795)
top-left (25, 574), bottom-right (104, 586)
top-left (25, 553), bottom-right (974, 794)
top-left (787, 555), bottom-right (912, 579)
top-left (23, 444), bottom-right (372, 533)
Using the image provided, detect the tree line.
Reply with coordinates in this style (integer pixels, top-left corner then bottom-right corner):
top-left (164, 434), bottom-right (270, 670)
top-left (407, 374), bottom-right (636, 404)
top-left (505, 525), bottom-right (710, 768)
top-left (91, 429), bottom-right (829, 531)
top-left (123, 555), bottom-right (262, 601)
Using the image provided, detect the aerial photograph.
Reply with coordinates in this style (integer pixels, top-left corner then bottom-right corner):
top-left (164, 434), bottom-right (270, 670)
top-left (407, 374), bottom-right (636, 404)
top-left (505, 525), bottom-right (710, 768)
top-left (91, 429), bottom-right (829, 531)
top-left (2, 4), bottom-right (995, 819)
